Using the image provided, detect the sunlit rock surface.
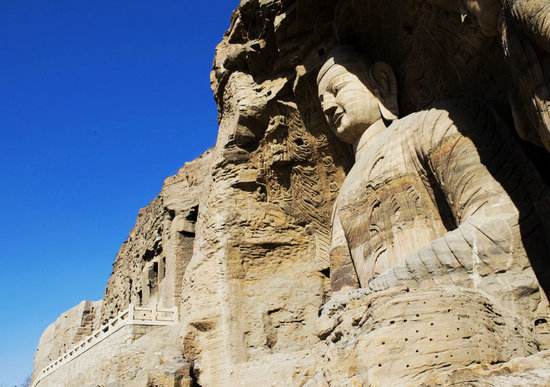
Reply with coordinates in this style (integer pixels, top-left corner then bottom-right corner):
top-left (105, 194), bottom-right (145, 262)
top-left (33, 0), bottom-right (550, 385)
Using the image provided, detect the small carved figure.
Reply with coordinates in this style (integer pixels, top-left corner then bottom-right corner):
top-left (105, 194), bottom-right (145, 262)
top-left (319, 47), bottom-right (550, 326)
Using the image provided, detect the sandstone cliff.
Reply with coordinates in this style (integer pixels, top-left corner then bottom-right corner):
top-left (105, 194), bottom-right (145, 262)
top-left (34, 300), bottom-right (102, 379)
top-left (33, 0), bottom-right (550, 386)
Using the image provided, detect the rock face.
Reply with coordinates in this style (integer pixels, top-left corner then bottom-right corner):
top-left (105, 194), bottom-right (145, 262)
top-left (33, 0), bottom-right (550, 386)
top-left (33, 301), bottom-right (102, 380)
top-left (33, 152), bottom-right (212, 386)
top-left (101, 150), bottom-right (213, 323)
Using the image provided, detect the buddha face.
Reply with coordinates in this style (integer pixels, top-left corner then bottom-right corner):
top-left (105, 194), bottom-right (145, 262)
top-left (318, 62), bottom-right (382, 144)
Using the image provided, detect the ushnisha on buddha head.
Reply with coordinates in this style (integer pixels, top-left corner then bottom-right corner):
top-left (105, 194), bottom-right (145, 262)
top-left (317, 46), bottom-right (399, 145)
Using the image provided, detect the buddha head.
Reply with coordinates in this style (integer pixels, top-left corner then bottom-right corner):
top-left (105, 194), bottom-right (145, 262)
top-left (317, 46), bottom-right (399, 145)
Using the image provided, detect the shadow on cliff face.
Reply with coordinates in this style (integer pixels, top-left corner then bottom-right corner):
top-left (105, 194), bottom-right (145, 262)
top-left (332, 0), bottom-right (507, 116)
top-left (446, 99), bottom-right (550, 306)
top-left (522, 142), bottom-right (550, 186)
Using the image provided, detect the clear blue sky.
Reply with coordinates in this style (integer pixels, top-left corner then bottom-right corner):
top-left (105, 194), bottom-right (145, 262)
top-left (0, 1), bottom-right (237, 385)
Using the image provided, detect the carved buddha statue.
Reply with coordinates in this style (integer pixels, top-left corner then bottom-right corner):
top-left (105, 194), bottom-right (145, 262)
top-left (318, 47), bottom-right (550, 339)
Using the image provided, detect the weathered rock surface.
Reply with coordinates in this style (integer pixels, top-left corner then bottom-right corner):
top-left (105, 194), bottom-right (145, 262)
top-left (33, 0), bottom-right (550, 386)
top-left (33, 152), bottom-right (212, 386)
top-left (33, 301), bottom-right (102, 380)
top-left (101, 150), bottom-right (213, 322)
top-left (35, 323), bottom-right (192, 387)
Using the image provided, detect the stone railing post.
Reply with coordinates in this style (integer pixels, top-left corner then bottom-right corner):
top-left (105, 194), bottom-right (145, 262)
top-left (128, 303), bottom-right (134, 322)
top-left (152, 304), bottom-right (158, 321)
top-left (172, 306), bottom-right (178, 322)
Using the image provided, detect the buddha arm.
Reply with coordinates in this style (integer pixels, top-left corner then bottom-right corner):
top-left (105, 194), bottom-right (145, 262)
top-left (329, 206), bottom-right (360, 291)
top-left (368, 102), bottom-right (546, 292)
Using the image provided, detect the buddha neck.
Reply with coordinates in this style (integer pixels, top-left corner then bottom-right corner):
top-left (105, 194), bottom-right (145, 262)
top-left (353, 119), bottom-right (387, 160)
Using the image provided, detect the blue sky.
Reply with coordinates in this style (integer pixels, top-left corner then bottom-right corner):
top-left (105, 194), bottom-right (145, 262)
top-left (0, 1), bottom-right (237, 385)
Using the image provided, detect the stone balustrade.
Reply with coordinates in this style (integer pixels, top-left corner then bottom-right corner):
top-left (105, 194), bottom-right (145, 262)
top-left (33, 304), bottom-right (178, 387)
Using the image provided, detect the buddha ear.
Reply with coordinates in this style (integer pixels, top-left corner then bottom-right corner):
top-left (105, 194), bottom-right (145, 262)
top-left (369, 62), bottom-right (399, 121)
